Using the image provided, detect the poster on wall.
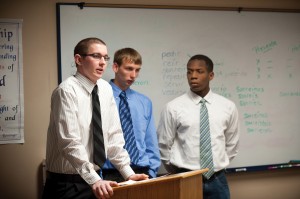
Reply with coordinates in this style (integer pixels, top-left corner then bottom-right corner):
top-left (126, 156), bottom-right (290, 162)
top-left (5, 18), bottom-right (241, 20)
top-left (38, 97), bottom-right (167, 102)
top-left (0, 19), bottom-right (24, 144)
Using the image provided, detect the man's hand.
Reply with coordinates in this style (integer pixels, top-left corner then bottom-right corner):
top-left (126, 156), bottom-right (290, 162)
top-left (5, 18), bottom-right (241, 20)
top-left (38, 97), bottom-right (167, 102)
top-left (92, 180), bottom-right (118, 199)
top-left (128, 173), bottom-right (149, 181)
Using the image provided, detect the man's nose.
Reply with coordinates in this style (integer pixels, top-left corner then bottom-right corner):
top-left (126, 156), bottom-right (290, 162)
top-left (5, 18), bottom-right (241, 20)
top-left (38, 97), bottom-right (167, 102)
top-left (131, 71), bottom-right (138, 78)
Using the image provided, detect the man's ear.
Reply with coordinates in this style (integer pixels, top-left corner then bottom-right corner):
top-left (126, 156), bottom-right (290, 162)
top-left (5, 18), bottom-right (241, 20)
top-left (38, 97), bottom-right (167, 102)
top-left (112, 63), bottom-right (119, 73)
top-left (74, 54), bottom-right (82, 66)
top-left (209, 71), bottom-right (214, 81)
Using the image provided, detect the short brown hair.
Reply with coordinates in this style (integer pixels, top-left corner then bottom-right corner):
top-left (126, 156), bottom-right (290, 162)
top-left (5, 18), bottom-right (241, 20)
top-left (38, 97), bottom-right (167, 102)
top-left (73, 37), bottom-right (106, 56)
top-left (113, 48), bottom-right (142, 66)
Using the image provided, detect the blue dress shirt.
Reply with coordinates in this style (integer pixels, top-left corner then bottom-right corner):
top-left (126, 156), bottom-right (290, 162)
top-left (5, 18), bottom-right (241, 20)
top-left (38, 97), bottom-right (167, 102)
top-left (102, 80), bottom-right (161, 178)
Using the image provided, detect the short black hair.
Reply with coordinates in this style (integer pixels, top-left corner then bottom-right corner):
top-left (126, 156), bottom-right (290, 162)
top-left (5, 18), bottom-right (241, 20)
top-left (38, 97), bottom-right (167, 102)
top-left (187, 54), bottom-right (214, 72)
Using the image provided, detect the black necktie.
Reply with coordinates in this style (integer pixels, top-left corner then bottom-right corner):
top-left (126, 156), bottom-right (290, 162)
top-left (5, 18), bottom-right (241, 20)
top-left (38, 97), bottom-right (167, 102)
top-left (92, 85), bottom-right (106, 167)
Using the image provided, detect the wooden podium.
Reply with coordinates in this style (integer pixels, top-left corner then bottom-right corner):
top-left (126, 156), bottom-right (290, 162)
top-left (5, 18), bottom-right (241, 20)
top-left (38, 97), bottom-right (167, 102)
top-left (112, 169), bottom-right (208, 199)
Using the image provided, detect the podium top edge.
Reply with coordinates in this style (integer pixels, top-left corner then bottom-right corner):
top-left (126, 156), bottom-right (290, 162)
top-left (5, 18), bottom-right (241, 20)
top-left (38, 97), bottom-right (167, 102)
top-left (113, 169), bottom-right (208, 190)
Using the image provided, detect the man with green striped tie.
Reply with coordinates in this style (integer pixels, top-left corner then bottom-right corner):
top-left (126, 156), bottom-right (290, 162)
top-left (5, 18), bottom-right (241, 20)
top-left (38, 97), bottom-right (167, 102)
top-left (157, 54), bottom-right (239, 199)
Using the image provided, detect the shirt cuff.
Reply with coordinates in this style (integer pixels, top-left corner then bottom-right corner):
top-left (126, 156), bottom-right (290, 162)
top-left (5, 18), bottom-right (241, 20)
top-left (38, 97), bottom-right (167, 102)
top-left (119, 165), bottom-right (135, 180)
top-left (148, 169), bottom-right (156, 178)
top-left (82, 170), bottom-right (102, 185)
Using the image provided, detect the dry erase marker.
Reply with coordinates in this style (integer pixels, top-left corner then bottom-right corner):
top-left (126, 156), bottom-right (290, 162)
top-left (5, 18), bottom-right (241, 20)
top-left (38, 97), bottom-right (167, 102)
top-left (289, 160), bottom-right (300, 164)
top-left (280, 164), bottom-right (292, 168)
top-left (268, 166), bottom-right (278, 169)
top-left (235, 168), bottom-right (247, 172)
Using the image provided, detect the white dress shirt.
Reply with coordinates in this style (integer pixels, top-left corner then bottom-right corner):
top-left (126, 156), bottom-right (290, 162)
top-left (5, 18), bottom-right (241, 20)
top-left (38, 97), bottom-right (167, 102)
top-left (45, 72), bottom-right (134, 185)
top-left (157, 89), bottom-right (239, 173)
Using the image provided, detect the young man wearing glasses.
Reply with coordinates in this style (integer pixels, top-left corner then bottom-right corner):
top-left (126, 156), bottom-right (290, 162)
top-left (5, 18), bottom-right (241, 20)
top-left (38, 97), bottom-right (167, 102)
top-left (43, 38), bottom-right (148, 199)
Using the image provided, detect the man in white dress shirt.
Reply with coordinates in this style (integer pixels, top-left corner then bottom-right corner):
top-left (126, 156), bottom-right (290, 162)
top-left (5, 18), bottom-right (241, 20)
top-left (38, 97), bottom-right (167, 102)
top-left (157, 54), bottom-right (239, 199)
top-left (43, 37), bottom-right (148, 199)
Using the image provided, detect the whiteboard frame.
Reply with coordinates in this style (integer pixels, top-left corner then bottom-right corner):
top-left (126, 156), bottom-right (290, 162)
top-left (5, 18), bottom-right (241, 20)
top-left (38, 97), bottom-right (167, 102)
top-left (56, 3), bottom-right (300, 173)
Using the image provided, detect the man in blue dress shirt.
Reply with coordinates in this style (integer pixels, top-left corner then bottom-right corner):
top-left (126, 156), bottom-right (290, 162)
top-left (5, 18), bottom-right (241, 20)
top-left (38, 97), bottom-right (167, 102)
top-left (102, 47), bottom-right (161, 182)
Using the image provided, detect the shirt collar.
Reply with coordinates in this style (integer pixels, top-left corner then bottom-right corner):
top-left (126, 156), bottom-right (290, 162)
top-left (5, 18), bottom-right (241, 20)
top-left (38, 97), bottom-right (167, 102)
top-left (109, 79), bottom-right (132, 98)
top-left (188, 89), bottom-right (213, 105)
top-left (74, 72), bottom-right (95, 94)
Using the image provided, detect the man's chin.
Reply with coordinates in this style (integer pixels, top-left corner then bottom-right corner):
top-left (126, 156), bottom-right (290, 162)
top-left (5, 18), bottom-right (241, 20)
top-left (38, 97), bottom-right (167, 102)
top-left (190, 87), bottom-right (201, 92)
top-left (96, 73), bottom-right (103, 79)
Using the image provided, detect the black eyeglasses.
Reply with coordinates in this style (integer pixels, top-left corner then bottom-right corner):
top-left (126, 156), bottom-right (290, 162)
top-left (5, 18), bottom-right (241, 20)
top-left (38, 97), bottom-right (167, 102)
top-left (80, 53), bottom-right (110, 61)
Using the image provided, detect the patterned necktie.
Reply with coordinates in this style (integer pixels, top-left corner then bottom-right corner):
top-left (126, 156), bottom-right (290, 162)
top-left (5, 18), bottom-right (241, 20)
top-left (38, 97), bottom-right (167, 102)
top-left (200, 98), bottom-right (214, 179)
top-left (119, 91), bottom-right (139, 165)
top-left (92, 85), bottom-right (106, 168)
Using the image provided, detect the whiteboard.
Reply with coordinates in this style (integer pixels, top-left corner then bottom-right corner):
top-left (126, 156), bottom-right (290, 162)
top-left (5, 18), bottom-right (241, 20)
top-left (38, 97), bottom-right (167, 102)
top-left (57, 4), bottom-right (300, 170)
